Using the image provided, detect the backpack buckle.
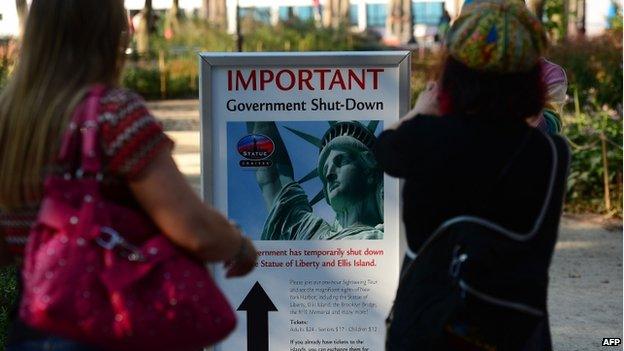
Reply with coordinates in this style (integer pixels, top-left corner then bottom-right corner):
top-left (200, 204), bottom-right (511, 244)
top-left (449, 245), bottom-right (468, 279)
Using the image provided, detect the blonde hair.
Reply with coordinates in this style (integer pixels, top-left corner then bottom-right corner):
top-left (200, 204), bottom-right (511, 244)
top-left (0, 0), bottom-right (128, 210)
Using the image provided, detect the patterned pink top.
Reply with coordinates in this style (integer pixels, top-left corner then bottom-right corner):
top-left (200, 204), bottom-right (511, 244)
top-left (1, 88), bottom-right (173, 257)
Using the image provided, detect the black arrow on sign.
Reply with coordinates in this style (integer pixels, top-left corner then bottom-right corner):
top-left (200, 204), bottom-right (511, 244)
top-left (237, 281), bottom-right (278, 351)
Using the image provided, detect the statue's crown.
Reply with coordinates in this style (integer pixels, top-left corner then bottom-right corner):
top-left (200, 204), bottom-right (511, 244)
top-left (320, 121), bottom-right (376, 151)
top-left (283, 120), bottom-right (380, 206)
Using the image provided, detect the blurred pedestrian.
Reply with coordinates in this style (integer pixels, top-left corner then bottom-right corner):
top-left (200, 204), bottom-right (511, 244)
top-left (0, 1), bottom-right (256, 350)
top-left (529, 58), bottom-right (567, 133)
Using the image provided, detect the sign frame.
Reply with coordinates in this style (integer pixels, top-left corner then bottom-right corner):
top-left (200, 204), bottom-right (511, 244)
top-left (199, 51), bottom-right (411, 351)
top-left (199, 51), bottom-right (411, 205)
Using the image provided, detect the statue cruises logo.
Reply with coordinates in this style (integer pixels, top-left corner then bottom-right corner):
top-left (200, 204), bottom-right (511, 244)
top-left (237, 134), bottom-right (274, 167)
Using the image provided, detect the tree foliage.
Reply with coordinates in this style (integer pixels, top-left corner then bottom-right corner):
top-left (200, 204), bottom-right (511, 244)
top-left (547, 32), bottom-right (623, 214)
top-left (0, 266), bottom-right (18, 351)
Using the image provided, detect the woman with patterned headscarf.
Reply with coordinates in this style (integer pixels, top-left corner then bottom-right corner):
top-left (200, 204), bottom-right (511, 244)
top-left (461, 0), bottom-right (568, 134)
top-left (376, 0), bottom-right (570, 349)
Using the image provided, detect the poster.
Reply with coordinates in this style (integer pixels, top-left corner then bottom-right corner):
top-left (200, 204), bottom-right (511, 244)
top-left (200, 52), bottom-right (410, 351)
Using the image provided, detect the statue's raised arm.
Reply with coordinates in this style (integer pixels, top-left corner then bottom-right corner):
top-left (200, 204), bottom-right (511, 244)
top-left (247, 121), bottom-right (384, 241)
top-left (246, 121), bottom-right (295, 209)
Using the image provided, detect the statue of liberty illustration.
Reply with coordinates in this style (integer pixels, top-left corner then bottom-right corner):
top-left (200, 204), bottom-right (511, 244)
top-left (247, 121), bottom-right (383, 240)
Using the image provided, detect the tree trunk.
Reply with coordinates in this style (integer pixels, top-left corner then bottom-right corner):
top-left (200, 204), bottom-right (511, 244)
top-left (566, 0), bottom-right (586, 38)
top-left (578, 0), bottom-right (586, 34)
top-left (15, 0), bottom-right (28, 32)
top-left (204, 0), bottom-right (227, 29)
top-left (322, 0), bottom-right (350, 28)
top-left (385, 0), bottom-right (412, 43)
top-left (322, 0), bottom-right (333, 27)
top-left (202, 0), bottom-right (208, 18)
top-left (561, 0), bottom-right (569, 40)
top-left (527, 0), bottom-right (545, 21)
top-left (567, 0), bottom-right (577, 37)
top-left (136, 0), bottom-right (153, 55)
top-left (144, 0), bottom-right (155, 32)
top-left (165, 0), bottom-right (183, 39)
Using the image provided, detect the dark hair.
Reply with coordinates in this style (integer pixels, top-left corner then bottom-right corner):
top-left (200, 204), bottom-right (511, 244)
top-left (439, 56), bottom-right (546, 122)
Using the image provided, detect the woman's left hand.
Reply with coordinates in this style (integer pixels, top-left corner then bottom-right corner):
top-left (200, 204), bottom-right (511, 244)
top-left (224, 236), bottom-right (257, 278)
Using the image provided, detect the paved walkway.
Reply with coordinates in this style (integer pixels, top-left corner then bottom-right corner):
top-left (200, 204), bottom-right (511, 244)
top-left (148, 99), bottom-right (623, 351)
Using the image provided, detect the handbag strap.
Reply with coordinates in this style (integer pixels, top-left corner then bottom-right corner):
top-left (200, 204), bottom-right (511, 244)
top-left (57, 85), bottom-right (106, 175)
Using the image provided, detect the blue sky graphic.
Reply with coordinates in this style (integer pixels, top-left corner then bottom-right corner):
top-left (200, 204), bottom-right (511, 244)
top-left (227, 120), bottom-right (382, 240)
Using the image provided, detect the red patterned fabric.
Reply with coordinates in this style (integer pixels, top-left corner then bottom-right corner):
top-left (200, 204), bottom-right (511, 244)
top-left (98, 89), bottom-right (173, 178)
top-left (1, 88), bottom-right (173, 258)
top-left (1, 209), bottom-right (38, 256)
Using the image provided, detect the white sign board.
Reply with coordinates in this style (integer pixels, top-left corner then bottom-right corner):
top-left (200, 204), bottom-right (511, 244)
top-left (200, 52), bottom-right (410, 351)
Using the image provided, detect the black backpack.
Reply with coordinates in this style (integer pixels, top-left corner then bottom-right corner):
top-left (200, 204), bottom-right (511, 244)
top-left (386, 133), bottom-right (560, 351)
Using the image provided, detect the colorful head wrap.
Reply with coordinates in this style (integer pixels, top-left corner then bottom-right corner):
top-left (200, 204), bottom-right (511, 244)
top-left (446, 0), bottom-right (547, 73)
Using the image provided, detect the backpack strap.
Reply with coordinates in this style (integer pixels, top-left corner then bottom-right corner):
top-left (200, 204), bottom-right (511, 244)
top-left (387, 132), bottom-right (559, 329)
top-left (441, 132), bottom-right (558, 242)
top-left (404, 129), bottom-right (535, 260)
top-left (398, 130), bottom-right (559, 283)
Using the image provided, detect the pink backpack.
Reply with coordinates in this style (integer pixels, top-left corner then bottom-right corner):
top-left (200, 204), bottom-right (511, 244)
top-left (19, 86), bottom-right (236, 350)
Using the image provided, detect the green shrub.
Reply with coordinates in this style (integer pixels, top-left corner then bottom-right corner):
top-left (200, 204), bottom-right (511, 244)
top-left (154, 16), bottom-right (236, 52)
top-left (122, 64), bottom-right (161, 99)
top-left (546, 32), bottom-right (623, 215)
top-left (239, 17), bottom-right (384, 52)
top-left (562, 94), bottom-right (623, 215)
top-left (122, 17), bottom-right (387, 99)
top-left (547, 33), bottom-right (623, 111)
top-left (0, 265), bottom-right (18, 351)
top-left (0, 40), bottom-right (18, 91)
top-left (122, 60), bottom-right (199, 100)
